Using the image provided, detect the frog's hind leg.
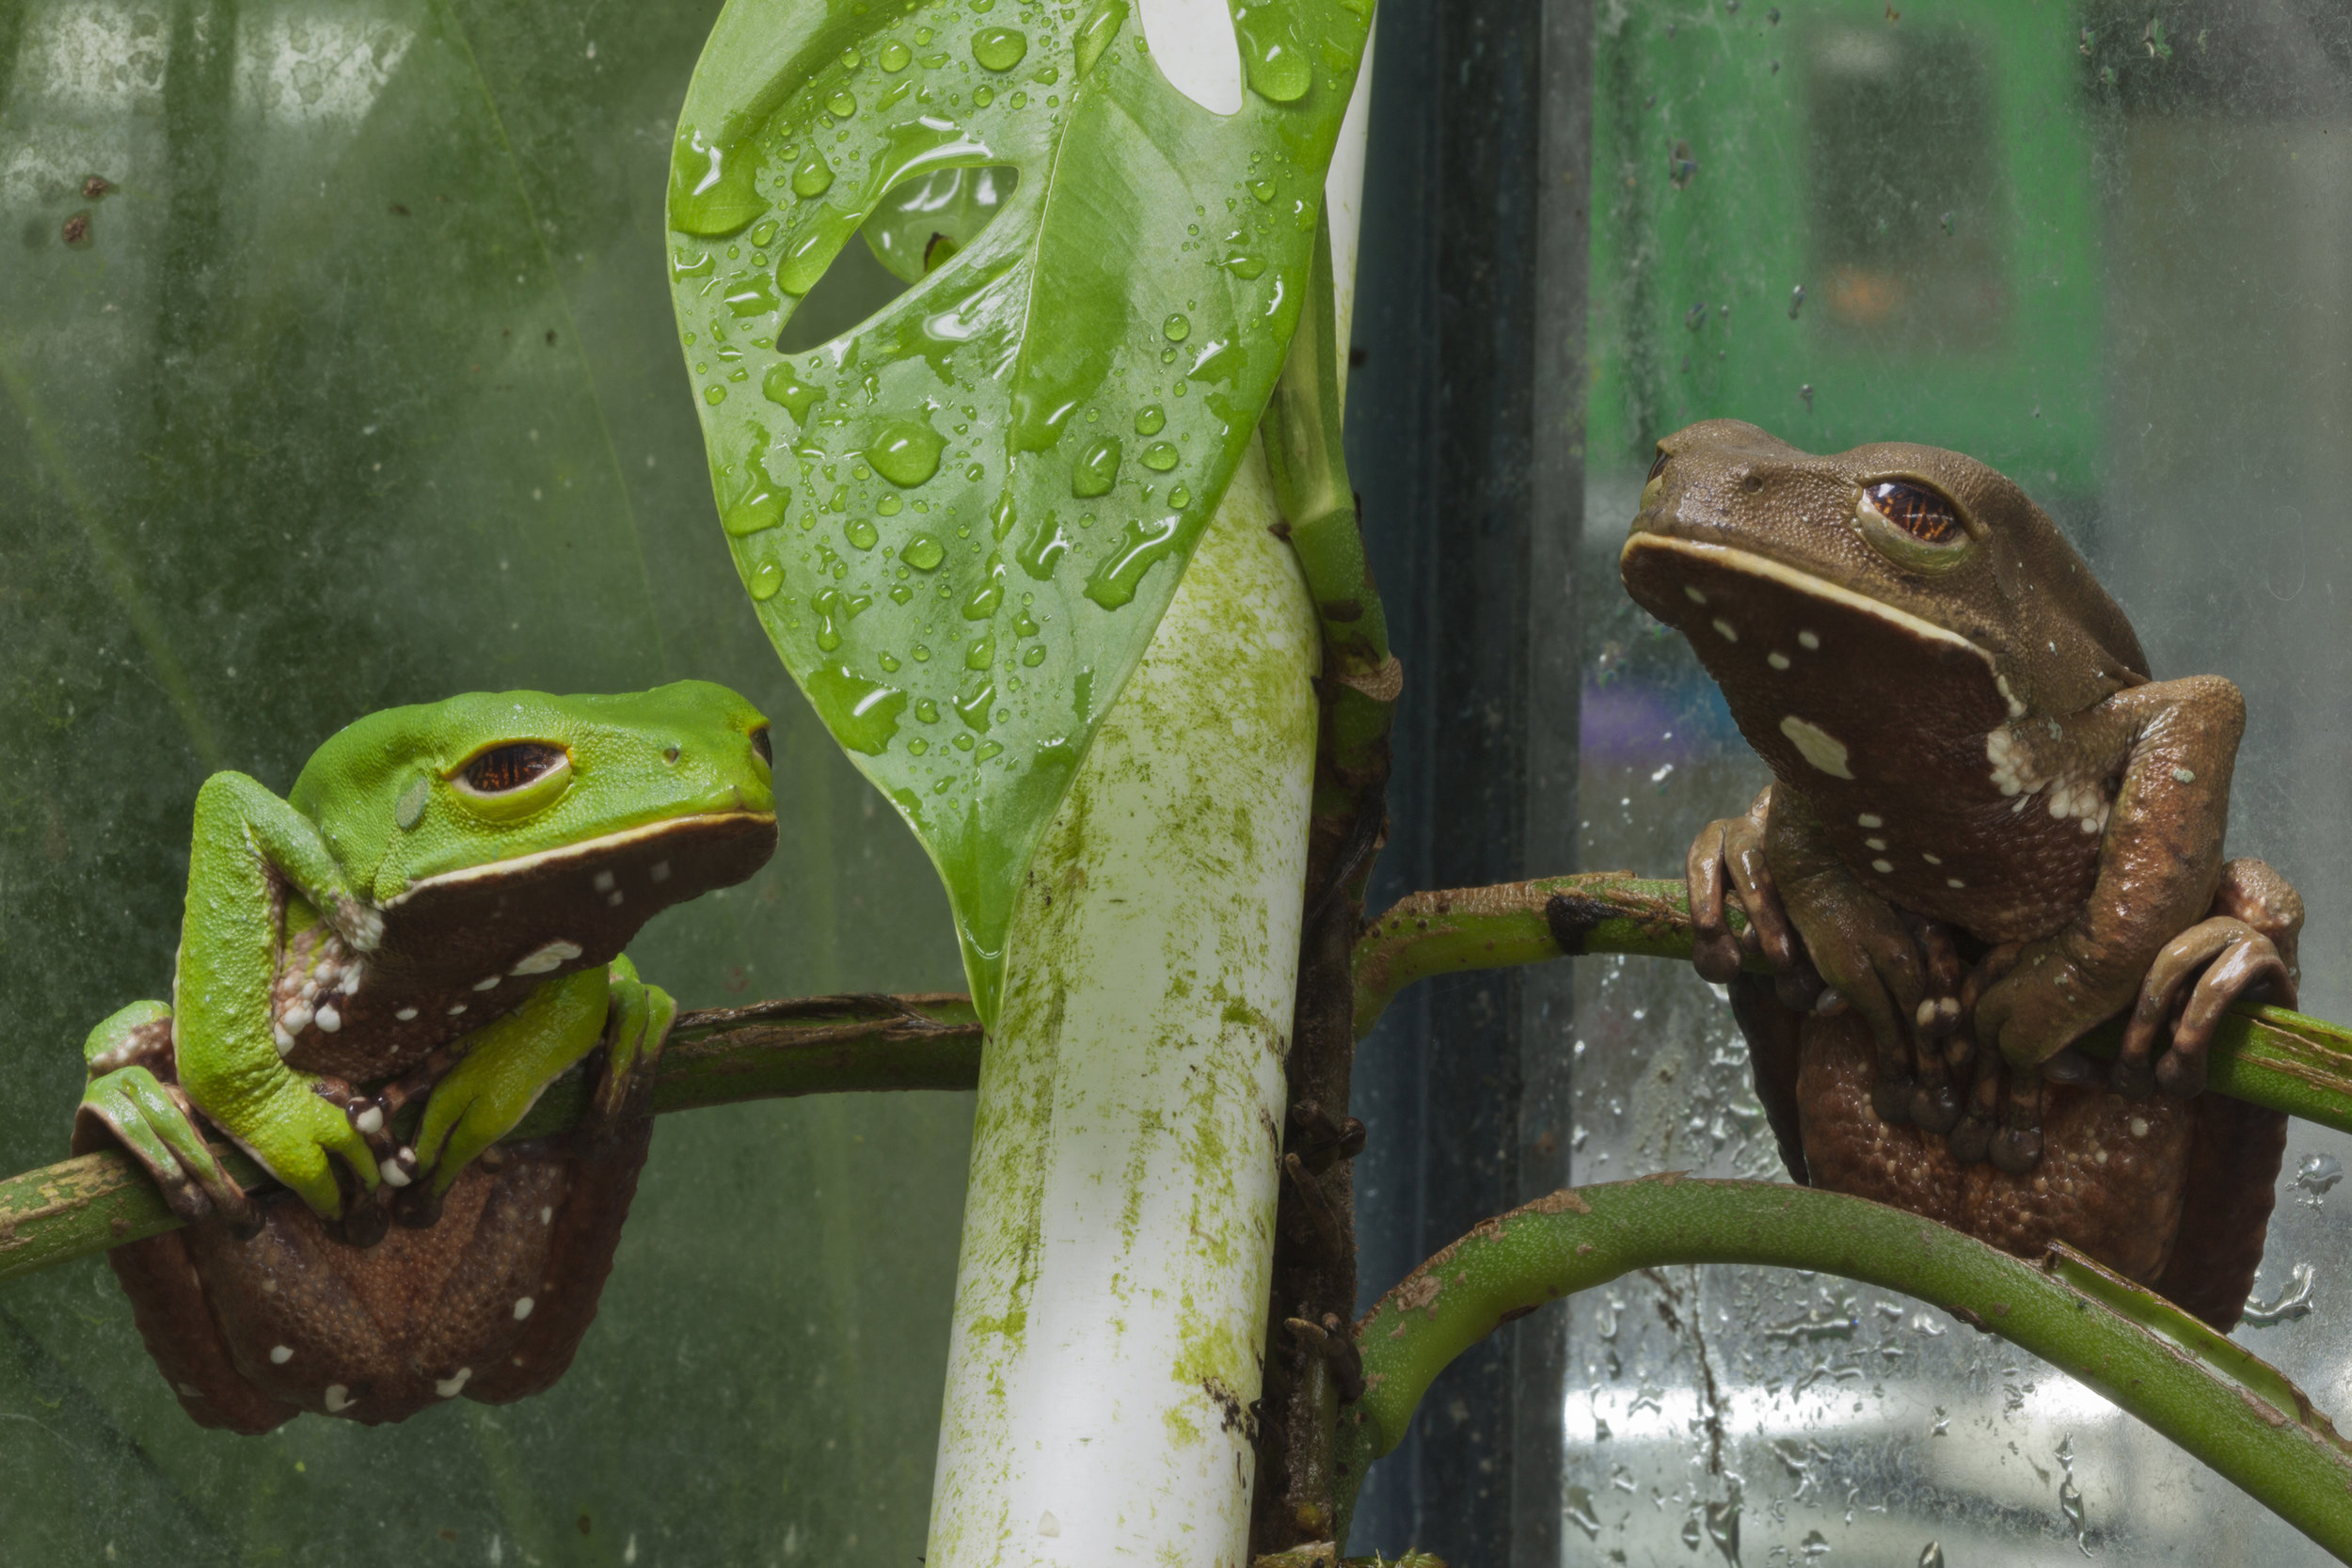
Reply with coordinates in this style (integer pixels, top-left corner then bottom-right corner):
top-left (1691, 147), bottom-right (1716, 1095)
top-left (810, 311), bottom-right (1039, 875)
top-left (104, 1233), bottom-right (298, 1434)
top-left (2151, 1094), bottom-right (2288, 1331)
top-left (1728, 974), bottom-right (1809, 1184)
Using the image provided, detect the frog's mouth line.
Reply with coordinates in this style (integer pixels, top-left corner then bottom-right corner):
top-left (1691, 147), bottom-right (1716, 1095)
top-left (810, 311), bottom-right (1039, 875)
top-left (379, 811), bottom-right (778, 908)
top-left (1621, 533), bottom-right (2003, 681)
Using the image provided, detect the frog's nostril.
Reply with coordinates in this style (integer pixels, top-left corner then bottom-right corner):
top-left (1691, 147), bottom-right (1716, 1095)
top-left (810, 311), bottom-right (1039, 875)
top-left (662, 745), bottom-right (681, 765)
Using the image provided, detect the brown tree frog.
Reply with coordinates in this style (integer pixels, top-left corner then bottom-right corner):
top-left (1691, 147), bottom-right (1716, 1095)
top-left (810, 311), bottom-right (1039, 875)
top-left (73, 683), bottom-right (777, 1428)
top-left (1622, 421), bottom-right (2300, 1328)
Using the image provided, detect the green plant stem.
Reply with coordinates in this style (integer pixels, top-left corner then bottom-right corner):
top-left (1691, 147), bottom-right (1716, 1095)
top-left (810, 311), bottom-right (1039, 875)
top-left (1338, 1175), bottom-right (2352, 1560)
top-left (1351, 872), bottom-right (2352, 1136)
top-left (0, 992), bottom-right (978, 1288)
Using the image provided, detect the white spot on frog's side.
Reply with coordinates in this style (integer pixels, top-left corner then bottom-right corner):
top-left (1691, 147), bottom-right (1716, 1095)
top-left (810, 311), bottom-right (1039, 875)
top-left (436, 1367), bottom-right (473, 1399)
top-left (1857, 813), bottom-right (1883, 828)
top-left (1865, 837), bottom-right (1888, 851)
top-left (273, 1023), bottom-right (296, 1057)
top-left (510, 940), bottom-right (584, 976)
top-left (269, 1345), bottom-right (293, 1365)
top-left (2172, 767), bottom-right (2197, 784)
top-left (514, 1296), bottom-right (535, 1321)
top-left (379, 1158), bottom-right (413, 1187)
top-left (1915, 1001), bottom-right (1939, 1028)
top-left (472, 974), bottom-right (502, 991)
top-left (324, 1385), bottom-right (354, 1413)
top-left (539, 1205), bottom-right (555, 1226)
top-left (176, 1382), bottom-right (203, 1399)
top-left (649, 860), bottom-right (672, 883)
top-left (2044, 778), bottom-right (2112, 836)
top-left (1870, 858), bottom-right (1895, 874)
top-left (1684, 584), bottom-right (1708, 605)
top-left (1921, 851), bottom-right (1943, 865)
top-left (1711, 617), bottom-right (1739, 642)
top-left (2129, 1116), bottom-right (2151, 1139)
top-left (261, 1277), bottom-right (278, 1294)
top-left (1798, 629), bottom-right (1820, 650)
top-left (447, 1002), bottom-right (469, 1016)
top-left (341, 962), bottom-right (364, 997)
top-left (1767, 651), bottom-right (1791, 670)
top-left (593, 870), bottom-right (617, 894)
top-left (1779, 716), bottom-right (1855, 779)
top-left (1947, 877), bottom-right (1966, 889)
top-left (355, 1106), bottom-right (384, 1135)
top-left (606, 889), bottom-right (626, 908)
top-left (1038, 1512), bottom-right (1063, 1538)
top-left (1986, 727), bottom-right (2039, 798)
top-left (395, 1006), bottom-right (419, 1021)
top-left (314, 1003), bottom-right (342, 1033)
top-left (281, 1000), bottom-right (313, 1035)
top-left (1994, 673), bottom-right (2027, 720)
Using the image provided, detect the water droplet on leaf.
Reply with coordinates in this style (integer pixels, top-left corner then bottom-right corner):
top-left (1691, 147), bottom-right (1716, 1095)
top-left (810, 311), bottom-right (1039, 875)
top-left (828, 89), bottom-right (858, 119)
top-left (1071, 436), bottom-right (1122, 498)
top-left (904, 534), bottom-right (947, 570)
top-left (793, 147), bottom-right (835, 198)
top-left (747, 557), bottom-right (785, 599)
top-left (1141, 441), bottom-right (1179, 471)
top-left (869, 420), bottom-right (945, 486)
top-left (846, 517), bottom-right (880, 549)
top-left (973, 26), bottom-right (1028, 71)
top-left (882, 40), bottom-right (912, 71)
top-left (1135, 404), bottom-right (1165, 435)
top-left (1163, 312), bottom-right (1190, 341)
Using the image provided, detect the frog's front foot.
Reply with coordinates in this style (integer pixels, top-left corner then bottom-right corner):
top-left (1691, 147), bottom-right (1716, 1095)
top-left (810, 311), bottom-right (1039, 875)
top-left (2112, 857), bottom-right (2303, 1100)
top-left (585, 958), bottom-right (675, 1150)
top-left (1685, 797), bottom-right (1825, 1012)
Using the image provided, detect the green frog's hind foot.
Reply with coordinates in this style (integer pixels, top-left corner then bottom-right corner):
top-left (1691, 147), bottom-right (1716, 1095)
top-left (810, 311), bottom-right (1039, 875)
top-left (585, 957), bottom-right (675, 1151)
top-left (73, 1002), bottom-right (258, 1233)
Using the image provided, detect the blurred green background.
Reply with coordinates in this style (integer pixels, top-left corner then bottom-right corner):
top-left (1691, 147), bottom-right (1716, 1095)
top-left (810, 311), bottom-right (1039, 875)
top-left (0, 0), bottom-right (971, 1559)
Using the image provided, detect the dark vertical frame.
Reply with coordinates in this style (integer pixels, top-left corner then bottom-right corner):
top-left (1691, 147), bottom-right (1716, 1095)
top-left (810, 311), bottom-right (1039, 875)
top-left (1345, 0), bottom-right (1591, 1559)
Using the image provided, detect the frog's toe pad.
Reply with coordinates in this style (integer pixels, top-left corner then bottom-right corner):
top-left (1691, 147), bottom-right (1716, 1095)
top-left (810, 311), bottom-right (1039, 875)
top-left (1989, 1124), bottom-right (2043, 1175)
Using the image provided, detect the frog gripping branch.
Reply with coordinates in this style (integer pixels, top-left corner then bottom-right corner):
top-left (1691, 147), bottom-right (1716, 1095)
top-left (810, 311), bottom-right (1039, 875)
top-left (1627, 421), bottom-right (2303, 1329)
top-left (73, 684), bottom-right (778, 1430)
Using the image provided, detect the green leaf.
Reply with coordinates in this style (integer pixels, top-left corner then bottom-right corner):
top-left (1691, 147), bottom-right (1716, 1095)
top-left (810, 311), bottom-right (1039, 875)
top-left (668, 0), bottom-right (1372, 1020)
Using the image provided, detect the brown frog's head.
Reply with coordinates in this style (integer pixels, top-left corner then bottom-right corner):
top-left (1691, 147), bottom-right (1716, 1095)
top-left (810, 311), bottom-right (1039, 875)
top-left (1621, 421), bottom-right (2147, 770)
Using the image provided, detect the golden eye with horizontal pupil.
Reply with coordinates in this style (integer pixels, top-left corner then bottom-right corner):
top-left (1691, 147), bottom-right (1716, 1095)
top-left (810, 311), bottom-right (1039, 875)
top-left (455, 743), bottom-right (567, 795)
top-left (1864, 481), bottom-right (1965, 545)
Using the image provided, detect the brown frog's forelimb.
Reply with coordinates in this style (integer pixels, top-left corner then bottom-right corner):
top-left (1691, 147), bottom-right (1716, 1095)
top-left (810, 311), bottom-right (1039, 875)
top-left (1969, 677), bottom-right (2246, 1171)
top-left (1686, 784), bottom-right (1823, 1012)
top-left (2113, 856), bottom-right (2303, 1100)
top-left (1764, 788), bottom-right (1942, 1129)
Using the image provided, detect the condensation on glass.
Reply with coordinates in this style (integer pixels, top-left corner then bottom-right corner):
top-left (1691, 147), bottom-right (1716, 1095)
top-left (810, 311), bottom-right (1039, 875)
top-left (1571, 2), bottom-right (2352, 1561)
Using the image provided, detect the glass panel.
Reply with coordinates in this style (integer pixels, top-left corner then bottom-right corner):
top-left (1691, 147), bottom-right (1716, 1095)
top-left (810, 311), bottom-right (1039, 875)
top-left (0, 0), bottom-right (966, 1556)
top-left (1577, 1), bottom-right (2352, 1560)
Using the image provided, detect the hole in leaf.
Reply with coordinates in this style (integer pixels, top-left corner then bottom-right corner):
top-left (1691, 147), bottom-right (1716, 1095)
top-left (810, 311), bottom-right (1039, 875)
top-left (775, 166), bottom-right (1021, 355)
top-left (1137, 0), bottom-right (1243, 114)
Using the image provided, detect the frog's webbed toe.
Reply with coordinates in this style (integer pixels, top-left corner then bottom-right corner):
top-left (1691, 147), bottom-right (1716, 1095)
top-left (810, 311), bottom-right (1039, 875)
top-left (1900, 915), bottom-right (1969, 1133)
top-left (2114, 858), bottom-right (2303, 1101)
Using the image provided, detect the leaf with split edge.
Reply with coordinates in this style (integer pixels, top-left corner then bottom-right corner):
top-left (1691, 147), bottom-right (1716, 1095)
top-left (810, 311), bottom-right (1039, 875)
top-left (667, 0), bottom-right (1372, 1022)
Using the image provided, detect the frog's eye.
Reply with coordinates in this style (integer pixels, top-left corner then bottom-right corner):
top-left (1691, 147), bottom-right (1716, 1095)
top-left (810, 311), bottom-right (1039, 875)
top-left (1863, 482), bottom-right (1965, 546)
top-left (454, 743), bottom-right (570, 797)
top-left (749, 725), bottom-right (773, 768)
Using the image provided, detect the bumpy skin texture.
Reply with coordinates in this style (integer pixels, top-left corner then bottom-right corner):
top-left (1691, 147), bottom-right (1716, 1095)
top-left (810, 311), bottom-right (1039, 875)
top-left (105, 1123), bottom-right (651, 1433)
top-left (75, 685), bottom-right (775, 1427)
top-left (1628, 422), bottom-right (2296, 1329)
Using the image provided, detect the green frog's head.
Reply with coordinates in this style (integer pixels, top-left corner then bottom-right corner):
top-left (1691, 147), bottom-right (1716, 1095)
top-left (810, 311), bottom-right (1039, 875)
top-left (1622, 420), bottom-right (2148, 724)
top-left (292, 680), bottom-right (777, 905)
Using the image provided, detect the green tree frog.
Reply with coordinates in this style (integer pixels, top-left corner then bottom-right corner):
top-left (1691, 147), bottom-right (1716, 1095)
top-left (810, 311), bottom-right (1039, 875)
top-left (1624, 422), bottom-right (2301, 1328)
top-left (73, 683), bottom-right (777, 1428)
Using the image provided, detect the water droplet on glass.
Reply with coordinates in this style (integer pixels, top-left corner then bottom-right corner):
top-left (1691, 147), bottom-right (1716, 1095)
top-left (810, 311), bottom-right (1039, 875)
top-left (828, 89), bottom-right (857, 119)
top-left (1141, 440), bottom-right (1179, 472)
top-left (793, 147), bottom-right (835, 198)
top-left (882, 39), bottom-right (912, 71)
top-left (972, 26), bottom-right (1028, 71)
top-left (1918, 1545), bottom-right (1944, 1568)
top-left (747, 558), bottom-right (785, 599)
top-left (903, 534), bottom-right (946, 571)
top-left (845, 517), bottom-right (880, 550)
top-left (2296, 1151), bottom-right (2343, 1206)
top-left (1163, 312), bottom-right (1190, 341)
top-left (1071, 436), bottom-right (1122, 498)
top-left (1135, 404), bottom-right (1165, 435)
top-left (869, 420), bottom-right (945, 487)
